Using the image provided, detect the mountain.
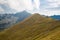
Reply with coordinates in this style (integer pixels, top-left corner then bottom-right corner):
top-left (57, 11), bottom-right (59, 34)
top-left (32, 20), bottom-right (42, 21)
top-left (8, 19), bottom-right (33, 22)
top-left (0, 13), bottom-right (60, 40)
top-left (14, 11), bottom-right (31, 23)
top-left (51, 15), bottom-right (60, 20)
top-left (0, 11), bottom-right (31, 31)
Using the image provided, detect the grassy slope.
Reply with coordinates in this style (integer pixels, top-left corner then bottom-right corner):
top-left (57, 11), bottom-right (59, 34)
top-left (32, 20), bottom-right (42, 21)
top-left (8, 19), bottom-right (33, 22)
top-left (0, 13), bottom-right (60, 40)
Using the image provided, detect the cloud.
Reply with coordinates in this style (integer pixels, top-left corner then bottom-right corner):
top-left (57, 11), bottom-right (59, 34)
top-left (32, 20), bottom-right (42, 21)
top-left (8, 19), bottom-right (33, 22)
top-left (7, 0), bottom-right (35, 12)
top-left (40, 0), bottom-right (60, 16)
top-left (46, 0), bottom-right (60, 8)
top-left (33, 0), bottom-right (40, 10)
top-left (0, 0), bottom-right (7, 4)
top-left (40, 9), bottom-right (60, 16)
top-left (7, 0), bottom-right (25, 12)
top-left (26, 0), bottom-right (40, 13)
top-left (7, 0), bottom-right (41, 12)
top-left (0, 0), bottom-right (60, 16)
top-left (0, 7), bottom-right (4, 12)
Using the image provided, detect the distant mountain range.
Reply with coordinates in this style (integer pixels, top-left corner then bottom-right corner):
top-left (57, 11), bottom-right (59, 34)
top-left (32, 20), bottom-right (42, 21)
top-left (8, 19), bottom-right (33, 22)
top-left (0, 11), bottom-right (31, 31)
top-left (51, 15), bottom-right (60, 20)
top-left (0, 13), bottom-right (60, 40)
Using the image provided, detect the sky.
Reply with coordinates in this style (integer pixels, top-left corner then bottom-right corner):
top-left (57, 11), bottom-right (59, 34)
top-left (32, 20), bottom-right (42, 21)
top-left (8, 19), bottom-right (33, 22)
top-left (0, 0), bottom-right (60, 16)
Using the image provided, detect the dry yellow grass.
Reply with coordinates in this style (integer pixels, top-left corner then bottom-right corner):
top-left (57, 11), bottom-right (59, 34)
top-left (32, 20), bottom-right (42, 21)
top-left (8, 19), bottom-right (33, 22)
top-left (0, 13), bottom-right (60, 40)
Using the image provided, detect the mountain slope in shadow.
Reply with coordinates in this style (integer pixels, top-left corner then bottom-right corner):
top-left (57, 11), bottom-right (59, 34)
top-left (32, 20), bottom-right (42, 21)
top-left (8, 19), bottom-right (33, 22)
top-left (0, 13), bottom-right (60, 40)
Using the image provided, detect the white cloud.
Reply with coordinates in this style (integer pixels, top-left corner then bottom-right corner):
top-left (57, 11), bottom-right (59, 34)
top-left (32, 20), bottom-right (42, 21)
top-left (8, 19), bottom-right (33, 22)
top-left (33, 0), bottom-right (40, 10)
top-left (39, 0), bottom-right (60, 16)
top-left (0, 7), bottom-right (4, 12)
top-left (39, 9), bottom-right (60, 16)
top-left (0, 0), bottom-right (60, 16)
top-left (48, 3), bottom-right (59, 8)
top-left (22, 0), bottom-right (34, 10)
top-left (7, 0), bottom-right (40, 12)
top-left (46, 0), bottom-right (60, 8)
top-left (47, 0), bottom-right (57, 2)
top-left (7, 0), bottom-right (25, 12)
top-left (0, 0), bottom-right (7, 4)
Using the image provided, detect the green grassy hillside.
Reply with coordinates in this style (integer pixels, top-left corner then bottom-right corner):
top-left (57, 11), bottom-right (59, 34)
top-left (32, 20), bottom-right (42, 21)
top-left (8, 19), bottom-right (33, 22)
top-left (0, 13), bottom-right (60, 40)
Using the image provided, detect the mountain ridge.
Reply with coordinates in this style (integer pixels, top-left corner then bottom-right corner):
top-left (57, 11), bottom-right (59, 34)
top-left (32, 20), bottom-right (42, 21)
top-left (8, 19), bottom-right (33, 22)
top-left (0, 11), bottom-right (31, 31)
top-left (0, 13), bottom-right (60, 40)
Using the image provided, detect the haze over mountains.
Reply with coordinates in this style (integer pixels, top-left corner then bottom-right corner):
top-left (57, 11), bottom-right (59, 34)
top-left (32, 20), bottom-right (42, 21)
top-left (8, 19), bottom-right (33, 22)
top-left (0, 13), bottom-right (60, 40)
top-left (51, 15), bottom-right (60, 20)
top-left (0, 11), bottom-right (31, 31)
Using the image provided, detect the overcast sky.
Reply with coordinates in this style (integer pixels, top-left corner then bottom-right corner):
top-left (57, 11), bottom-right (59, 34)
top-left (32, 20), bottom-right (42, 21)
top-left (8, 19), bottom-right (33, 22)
top-left (0, 0), bottom-right (60, 16)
